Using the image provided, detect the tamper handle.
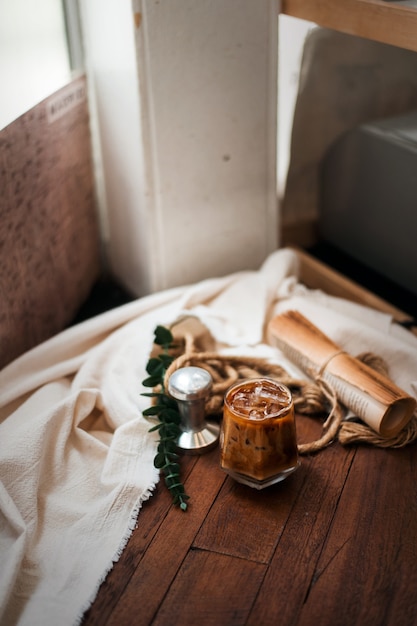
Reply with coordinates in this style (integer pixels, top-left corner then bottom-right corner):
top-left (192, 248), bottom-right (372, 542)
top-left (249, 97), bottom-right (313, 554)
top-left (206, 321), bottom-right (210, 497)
top-left (168, 366), bottom-right (220, 455)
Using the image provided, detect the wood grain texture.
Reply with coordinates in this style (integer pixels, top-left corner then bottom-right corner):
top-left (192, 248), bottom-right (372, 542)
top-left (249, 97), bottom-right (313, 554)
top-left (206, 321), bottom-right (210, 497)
top-left (153, 550), bottom-right (265, 626)
top-left (293, 247), bottom-right (414, 325)
top-left (79, 257), bottom-right (417, 625)
top-left (0, 76), bottom-right (100, 369)
top-left (281, 0), bottom-right (417, 53)
top-left (81, 412), bottom-right (417, 626)
top-left (296, 444), bottom-right (417, 626)
top-left (81, 453), bottom-right (199, 625)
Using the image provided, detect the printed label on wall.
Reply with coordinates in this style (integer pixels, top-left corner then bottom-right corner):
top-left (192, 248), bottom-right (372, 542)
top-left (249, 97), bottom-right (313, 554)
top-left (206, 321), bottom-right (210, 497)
top-left (46, 81), bottom-right (87, 123)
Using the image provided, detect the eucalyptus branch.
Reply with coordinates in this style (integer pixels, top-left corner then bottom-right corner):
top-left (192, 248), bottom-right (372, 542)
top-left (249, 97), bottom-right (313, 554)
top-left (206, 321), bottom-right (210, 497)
top-left (141, 325), bottom-right (190, 511)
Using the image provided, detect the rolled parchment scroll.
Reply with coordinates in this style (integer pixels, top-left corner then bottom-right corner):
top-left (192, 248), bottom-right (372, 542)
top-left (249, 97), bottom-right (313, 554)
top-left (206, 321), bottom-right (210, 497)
top-left (268, 310), bottom-right (416, 437)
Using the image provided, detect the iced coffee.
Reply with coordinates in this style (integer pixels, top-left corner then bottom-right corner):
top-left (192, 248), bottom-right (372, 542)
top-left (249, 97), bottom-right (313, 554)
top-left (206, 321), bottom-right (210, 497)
top-left (220, 378), bottom-right (299, 489)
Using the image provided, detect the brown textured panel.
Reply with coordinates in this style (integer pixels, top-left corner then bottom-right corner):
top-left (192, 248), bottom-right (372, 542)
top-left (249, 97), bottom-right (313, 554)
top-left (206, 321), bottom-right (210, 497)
top-left (0, 76), bottom-right (100, 369)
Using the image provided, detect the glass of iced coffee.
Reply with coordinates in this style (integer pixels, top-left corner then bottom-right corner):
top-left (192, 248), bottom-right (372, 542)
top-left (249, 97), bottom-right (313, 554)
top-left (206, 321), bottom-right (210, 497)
top-left (220, 378), bottom-right (299, 489)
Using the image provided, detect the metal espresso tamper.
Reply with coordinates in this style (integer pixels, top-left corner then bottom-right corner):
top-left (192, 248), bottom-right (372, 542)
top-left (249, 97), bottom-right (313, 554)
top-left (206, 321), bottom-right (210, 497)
top-left (168, 366), bottom-right (220, 454)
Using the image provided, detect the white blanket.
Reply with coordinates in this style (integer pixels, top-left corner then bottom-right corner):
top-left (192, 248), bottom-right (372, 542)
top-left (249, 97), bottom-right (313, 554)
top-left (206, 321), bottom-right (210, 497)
top-left (1, 248), bottom-right (417, 626)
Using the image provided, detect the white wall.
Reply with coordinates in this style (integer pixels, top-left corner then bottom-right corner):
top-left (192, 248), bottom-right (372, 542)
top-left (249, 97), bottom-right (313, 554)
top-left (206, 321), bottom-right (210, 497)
top-left (81, 0), bottom-right (279, 296)
top-left (81, 0), bottom-right (152, 293)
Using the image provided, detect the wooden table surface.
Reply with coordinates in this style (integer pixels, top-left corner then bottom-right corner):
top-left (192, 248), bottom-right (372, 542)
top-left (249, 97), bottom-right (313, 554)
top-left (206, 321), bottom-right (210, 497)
top-left (82, 411), bottom-right (417, 626)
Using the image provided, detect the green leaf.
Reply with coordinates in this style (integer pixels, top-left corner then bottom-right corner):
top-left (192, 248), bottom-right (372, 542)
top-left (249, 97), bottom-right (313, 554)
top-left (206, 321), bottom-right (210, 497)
top-left (142, 324), bottom-right (190, 511)
top-left (141, 391), bottom-right (163, 398)
top-left (158, 439), bottom-right (177, 452)
top-left (163, 423), bottom-right (181, 438)
top-left (160, 395), bottom-right (178, 409)
top-left (146, 357), bottom-right (164, 376)
top-left (164, 470), bottom-right (180, 482)
top-left (148, 423), bottom-right (163, 432)
top-left (142, 375), bottom-right (162, 388)
top-left (161, 440), bottom-right (178, 454)
top-left (154, 325), bottom-right (174, 346)
top-left (165, 479), bottom-right (184, 490)
top-left (154, 453), bottom-right (167, 469)
top-left (172, 488), bottom-right (189, 503)
top-left (160, 408), bottom-right (181, 424)
top-left (142, 404), bottom-right (166, 416)
top-left (158, 353), bottom-right (174, 366)
top-left (157, 428), bottom-right (179, 447)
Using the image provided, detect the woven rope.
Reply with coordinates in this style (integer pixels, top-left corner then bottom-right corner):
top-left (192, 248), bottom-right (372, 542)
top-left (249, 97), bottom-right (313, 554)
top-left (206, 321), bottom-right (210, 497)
top-left (164, 333), bottom-right (417, 454)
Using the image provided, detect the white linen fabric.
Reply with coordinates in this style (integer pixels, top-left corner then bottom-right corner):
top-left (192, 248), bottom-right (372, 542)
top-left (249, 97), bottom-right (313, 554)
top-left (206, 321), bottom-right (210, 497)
top-left (1, 248), bottom-right (417, 626)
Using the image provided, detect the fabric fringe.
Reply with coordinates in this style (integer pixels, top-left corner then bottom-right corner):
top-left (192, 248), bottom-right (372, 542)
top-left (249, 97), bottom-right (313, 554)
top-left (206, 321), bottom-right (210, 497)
top-left (73, 483), bottom-right (158, 626)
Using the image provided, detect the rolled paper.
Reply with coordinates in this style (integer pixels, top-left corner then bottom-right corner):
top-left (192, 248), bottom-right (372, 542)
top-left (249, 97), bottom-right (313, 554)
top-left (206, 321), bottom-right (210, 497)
top-left (268, 310), bottom-right (416, 437)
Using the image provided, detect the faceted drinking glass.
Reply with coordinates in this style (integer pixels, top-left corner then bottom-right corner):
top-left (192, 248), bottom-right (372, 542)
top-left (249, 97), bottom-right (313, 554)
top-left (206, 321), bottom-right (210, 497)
top-left (220, 378), bottom-right (299, 489)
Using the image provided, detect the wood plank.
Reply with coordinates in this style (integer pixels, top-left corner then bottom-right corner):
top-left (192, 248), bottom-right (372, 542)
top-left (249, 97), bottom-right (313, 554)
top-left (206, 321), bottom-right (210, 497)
top-left (246, 439), bottom-right (356, 625)
top-left (281, 0), bottom-right (417, 53)
top-left (153, 550), bottom-right (265, 626)
top-left (194, 470), bottom-right (302, 563)
top-left (102, 450), bottom-right (226, 626)
top-left (295, 443), bottom-right (417, 626)
top-left (80, 483), bottom-right (173, 625)
top-left (294, 247), bottom-right (413, 324)
top-left (81, 454), bottom-right (198, 625)
top-left (194, 411), bottom-right (326, 563)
